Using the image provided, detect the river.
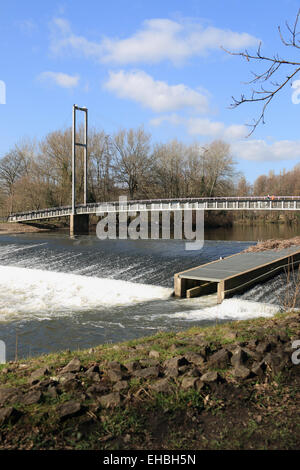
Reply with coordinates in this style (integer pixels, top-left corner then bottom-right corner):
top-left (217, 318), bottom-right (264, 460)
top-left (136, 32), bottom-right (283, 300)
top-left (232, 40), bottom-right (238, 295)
top-left (0, 223), bottom-right (298, 361)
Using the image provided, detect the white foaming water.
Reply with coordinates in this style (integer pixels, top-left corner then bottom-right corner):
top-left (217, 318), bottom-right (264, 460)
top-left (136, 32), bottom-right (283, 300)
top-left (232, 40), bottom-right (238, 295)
top-left (0, 265), bottom-right (173, 321)
top-left (0, 265), bottom-right (281, 325)
top-left (161, 298), bottom-right (280, 321)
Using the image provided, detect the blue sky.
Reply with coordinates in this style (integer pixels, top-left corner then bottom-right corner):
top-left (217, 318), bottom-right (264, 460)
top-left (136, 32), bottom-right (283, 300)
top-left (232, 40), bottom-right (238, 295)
top-left (1, 0), bottom-right (300, 183)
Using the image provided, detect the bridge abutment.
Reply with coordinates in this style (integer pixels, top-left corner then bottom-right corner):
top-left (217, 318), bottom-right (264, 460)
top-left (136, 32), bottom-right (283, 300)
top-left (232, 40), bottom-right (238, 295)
top-left (70, 214), bottom-right (89, 235)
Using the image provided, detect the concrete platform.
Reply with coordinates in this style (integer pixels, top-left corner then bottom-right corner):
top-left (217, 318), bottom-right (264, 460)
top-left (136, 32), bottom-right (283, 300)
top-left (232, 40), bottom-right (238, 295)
top-left (174, 246), bottom-right (300, 303)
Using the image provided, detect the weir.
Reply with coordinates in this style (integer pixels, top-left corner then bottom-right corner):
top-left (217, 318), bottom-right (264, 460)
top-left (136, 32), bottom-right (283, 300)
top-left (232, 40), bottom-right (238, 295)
top-left (174, 246), bottom-right (300, 303)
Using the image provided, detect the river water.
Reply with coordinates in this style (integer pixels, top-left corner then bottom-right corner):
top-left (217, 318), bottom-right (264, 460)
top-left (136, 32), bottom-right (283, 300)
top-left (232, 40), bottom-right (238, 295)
top-left (0, 223), bottom-right (298, 361)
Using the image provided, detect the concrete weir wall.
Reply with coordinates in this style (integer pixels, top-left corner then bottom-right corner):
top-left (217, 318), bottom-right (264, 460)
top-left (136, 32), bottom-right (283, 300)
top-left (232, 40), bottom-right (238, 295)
top-left (70, 214), bottom-right (89, 235)
top-left (174, 249), bottom-right (300, 303)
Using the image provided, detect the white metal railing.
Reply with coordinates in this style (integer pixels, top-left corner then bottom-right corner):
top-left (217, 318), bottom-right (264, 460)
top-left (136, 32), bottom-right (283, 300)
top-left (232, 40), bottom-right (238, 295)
top-left (7, 196), bottom-right (300, 223)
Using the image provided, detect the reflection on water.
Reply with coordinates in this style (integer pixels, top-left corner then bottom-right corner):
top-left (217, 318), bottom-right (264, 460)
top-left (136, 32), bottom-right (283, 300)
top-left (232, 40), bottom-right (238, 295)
top-left (205, 223), bottom-right (300, 241)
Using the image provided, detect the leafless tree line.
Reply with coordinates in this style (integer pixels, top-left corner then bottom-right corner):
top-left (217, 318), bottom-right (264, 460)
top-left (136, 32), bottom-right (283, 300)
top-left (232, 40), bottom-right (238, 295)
top-left (0, 126), bottom-right (237, 217)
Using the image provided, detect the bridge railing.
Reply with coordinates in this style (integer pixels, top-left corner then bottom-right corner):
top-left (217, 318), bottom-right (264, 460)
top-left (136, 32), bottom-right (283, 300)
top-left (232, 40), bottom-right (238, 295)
top-left (7, 196), bottom-right (300, 222)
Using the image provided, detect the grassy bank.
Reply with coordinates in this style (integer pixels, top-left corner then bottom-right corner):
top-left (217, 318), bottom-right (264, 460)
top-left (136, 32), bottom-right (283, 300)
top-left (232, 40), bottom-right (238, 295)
top-left (0, 310), bottom-right (299, 450)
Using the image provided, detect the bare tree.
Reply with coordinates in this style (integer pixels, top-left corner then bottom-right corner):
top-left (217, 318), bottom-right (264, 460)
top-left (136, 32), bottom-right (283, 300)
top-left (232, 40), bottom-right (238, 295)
top-left (224, 9), bottom-right (300, 134)
top-left (202, 140), bottom-right (236, 197)
top-left (152, 140), bottom-right (186, 198)
top-left (0, 143), bottom-right (29, 213)
top-left (112, 127), bottom-right (152, 199)
top-left (88, 129), bottom-right (114, 202)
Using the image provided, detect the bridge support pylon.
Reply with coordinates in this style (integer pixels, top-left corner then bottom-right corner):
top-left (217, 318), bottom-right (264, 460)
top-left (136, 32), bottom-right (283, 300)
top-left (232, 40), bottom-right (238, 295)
top-left (70, 214), bottom-right (89, 236)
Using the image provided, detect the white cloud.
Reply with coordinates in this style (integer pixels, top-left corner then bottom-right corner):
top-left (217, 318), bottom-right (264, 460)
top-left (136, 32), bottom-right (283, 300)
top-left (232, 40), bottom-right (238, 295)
top-left (153, 114), bottom-right (247, 139)
top-left (223, 124), bottom-right (248, 140)
top-left (104, 70), bottom-right (209, 113)
top-left (151, 114), bottom-right (300, 162)
top-left (149, 114), bottom-right (183, 127)
top-left (187, 117), bottom-right (225, 137)
top-left (16, 19), bottom-right (37, 34)
top-left (50, 17), bottom-right (259, 65)
top-left (231, 140), bottom-right (300, 161)
top-left (186, 118), bottom-right (247, 139)
top-left (38, 71), bottom-right (79, 88)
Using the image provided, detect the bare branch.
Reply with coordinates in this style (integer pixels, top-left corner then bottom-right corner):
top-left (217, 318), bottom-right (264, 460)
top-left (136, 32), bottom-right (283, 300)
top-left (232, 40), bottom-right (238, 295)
top-left (223, 9), bottom-right (300, 135)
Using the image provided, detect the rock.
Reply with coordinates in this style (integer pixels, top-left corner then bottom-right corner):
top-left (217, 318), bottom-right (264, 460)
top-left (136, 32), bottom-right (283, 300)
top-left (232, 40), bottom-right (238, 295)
top-left (86, 371), bottom-right (101, 382)
top-left (231, 347), bottom-right (249, 368)
top-left (86, 383), bottom-right (110, 397)
top-left (184, 352), bottom-right (205, 367)
top-left (99, 392), bottom-right (121, 408)
top-left (181, 377), bottom-right (199, 390)
top-left (61, 379), bottom-right (81, 393)
top-left (0, 407), bottom-right (22, 425)
top-left (247, 339), bottom-right (258, 350)
top-left (149, 350), bottom-right (160, 359)
top-left (0, 387), bottom-right (20, 405)
top-left (163, 356), bottom-right (189, 376)
top-left (59, 372), bottom-right (77, 382)
top-left (256, 341), bottom-right (272, 355)
top-left (113, 380), bottom-right (128, 392)
top-left (263, 352), bottom-right (290, 374)
top-left (178, 365), bottom-right (190, 375)
top-left (164, 367), bottom-right (179, 378)
top-left (163, 356), bottom-right (189, 369)
top-left (86, 365), bottom-right (100, 374)
top-left (208, 349), bottom-right (231, 368)
top-left (242, 347), bottom-right (261, 362)
top-left (251, 361), bottom-right (267, 378)
top-left (61, 357), bottom-right (81, 374)
top-left (139, 358), bottom-right (159, 368)
top-left (150, 378), bottom-right (173, 394)
top-left (46, 385), bottom-right (58, 399)
top-left (107, 369), bottom-right (124, 382)
top-left (278, 331), bottom-right (290, 343)
top-left (201, 371), bottom-right (220, 383)
top-left (186, 367), bottom-right (201, 377)
top-left (57, 401), bottom-right (82, 421)
top-left (21, 390), bottom-right (42, 406)
top-left (197, 344), bottom-right (211, 358)
top-left (29, 367), bottom-right (49, 384)
top-left (195, 380), bottom-right (205, 391)
top-left (125, 361), bottom-right (141, 373)
top-left (107, 361), bottom-right (123, 370)
top-left (133, 366), bottom-right (160, 379)
top-left (233, 365), bottom-right (251, 380)
top-left (267, 334), bottom-right (281, 345)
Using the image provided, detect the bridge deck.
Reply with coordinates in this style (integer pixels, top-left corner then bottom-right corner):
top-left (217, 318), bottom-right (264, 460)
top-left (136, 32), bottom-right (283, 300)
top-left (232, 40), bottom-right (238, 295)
top-left (7, 197), bottom-right (300, 224)
top-left (174, 246), bottom-right (300, 302)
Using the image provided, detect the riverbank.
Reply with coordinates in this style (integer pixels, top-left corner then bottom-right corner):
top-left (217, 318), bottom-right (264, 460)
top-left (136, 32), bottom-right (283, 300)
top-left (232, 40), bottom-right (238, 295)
top-left (0, 309), bottom-right (299, 450)
top-left (0, 221), bottom-right (66, 235)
